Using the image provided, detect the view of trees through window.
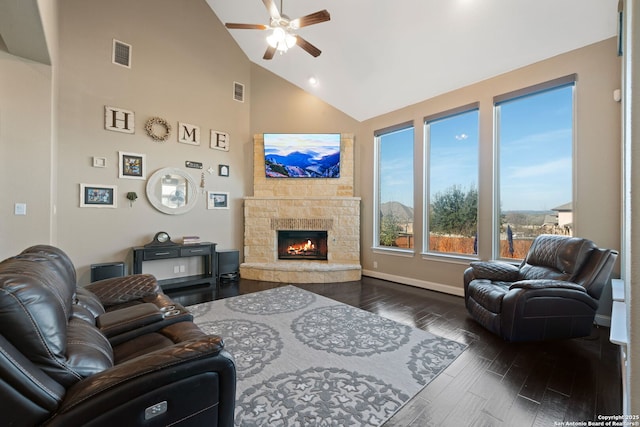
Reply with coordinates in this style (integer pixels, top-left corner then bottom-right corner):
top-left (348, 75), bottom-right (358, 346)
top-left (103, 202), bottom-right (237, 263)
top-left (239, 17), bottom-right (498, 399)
top-left (426, 108), bottom-right (479, 255)
top-left (376, 126), bottom-right (414, 249)
top-left (496, 82), bottom-right (574, 259)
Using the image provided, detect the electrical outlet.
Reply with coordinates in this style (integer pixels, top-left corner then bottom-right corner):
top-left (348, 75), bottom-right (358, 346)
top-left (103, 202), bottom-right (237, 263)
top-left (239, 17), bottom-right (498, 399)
top-left (179, 265), bottom-right (185, 273)
top-left (173, 265), bottom-right (180, 273)
top-left (373, 261), bottom-right (378, 269)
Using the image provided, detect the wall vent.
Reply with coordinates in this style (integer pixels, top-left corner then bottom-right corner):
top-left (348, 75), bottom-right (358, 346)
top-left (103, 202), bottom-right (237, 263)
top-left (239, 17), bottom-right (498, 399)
top-left (112, 39), bottom-right (132, 68)
top-left (233, 81), bottom-right (245, 102)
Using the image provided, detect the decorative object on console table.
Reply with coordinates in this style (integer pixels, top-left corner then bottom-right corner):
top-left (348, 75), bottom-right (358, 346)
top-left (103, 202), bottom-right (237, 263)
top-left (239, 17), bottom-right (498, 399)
top-left (144, 231), bottom-right (177, 247)
top-left (182, 235), bottom-right (201, 245)
top-left (132, 242), bottom-right (217, 292)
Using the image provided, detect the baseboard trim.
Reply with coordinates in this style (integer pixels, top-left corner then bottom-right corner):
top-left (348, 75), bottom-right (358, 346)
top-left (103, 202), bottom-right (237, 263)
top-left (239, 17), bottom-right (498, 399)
top-left (361, 269), bottom-right (465, 297)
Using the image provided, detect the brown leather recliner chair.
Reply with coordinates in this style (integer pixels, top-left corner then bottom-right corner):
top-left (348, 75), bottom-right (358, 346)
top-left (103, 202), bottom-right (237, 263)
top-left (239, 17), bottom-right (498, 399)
top-left (0, 247), bottom-right (236, 426)
top-left (463, 234), bottom-right (618, 342)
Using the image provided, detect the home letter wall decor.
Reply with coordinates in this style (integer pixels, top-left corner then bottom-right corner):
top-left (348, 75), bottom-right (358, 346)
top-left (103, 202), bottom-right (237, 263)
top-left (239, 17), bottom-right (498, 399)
top-left (178, 122), bottom-right (201, 145)
top-left (104, 106), bottom-right (135, 134)
top-left (210, 130), bottom-right (229, 151)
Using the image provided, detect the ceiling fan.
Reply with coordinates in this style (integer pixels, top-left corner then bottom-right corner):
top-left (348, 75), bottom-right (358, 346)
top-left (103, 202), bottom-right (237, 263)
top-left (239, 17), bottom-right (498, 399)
top-left (224, 0), bottom-right (330, 60)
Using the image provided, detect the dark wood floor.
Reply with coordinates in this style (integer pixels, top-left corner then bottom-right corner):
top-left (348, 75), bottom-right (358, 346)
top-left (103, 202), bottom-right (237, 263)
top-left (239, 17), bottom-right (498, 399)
top-left (167, 276), bottom-right (622, 427)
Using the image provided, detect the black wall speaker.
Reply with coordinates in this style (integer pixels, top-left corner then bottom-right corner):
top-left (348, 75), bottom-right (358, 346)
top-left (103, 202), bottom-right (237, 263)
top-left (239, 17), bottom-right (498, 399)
top-left (216, 250), bottom-right (239, 281)
top-left (90, 262), bottom-right (126, 282)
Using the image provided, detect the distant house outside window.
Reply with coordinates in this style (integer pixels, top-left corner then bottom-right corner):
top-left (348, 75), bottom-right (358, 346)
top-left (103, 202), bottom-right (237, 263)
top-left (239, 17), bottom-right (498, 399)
top-left (374, 124), bottom-right (415, 250)
top-left (425, 106), bottom-right (479, 256)
top-left (494, 76), bottom-right (575, 259)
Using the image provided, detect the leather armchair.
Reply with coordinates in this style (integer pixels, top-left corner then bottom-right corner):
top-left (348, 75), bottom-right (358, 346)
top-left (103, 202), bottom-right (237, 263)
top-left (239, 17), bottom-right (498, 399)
top-left (0, 248), bottom-right (236, 426)
top-left (463, 234), bottom-right (618, 342)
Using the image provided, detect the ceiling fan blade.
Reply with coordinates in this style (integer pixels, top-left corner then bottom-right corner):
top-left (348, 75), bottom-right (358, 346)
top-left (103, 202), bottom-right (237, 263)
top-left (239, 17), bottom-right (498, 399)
top-left (296, 36), bottom-right (321, 57)
top-left (262, 0), bottom-right (281, 20)
top-left (292, 10), bottom-right (330, 28)
top-left (263, 45), bottom-right (276, 60)
top-left (225, 23), bottom-right (268, 30)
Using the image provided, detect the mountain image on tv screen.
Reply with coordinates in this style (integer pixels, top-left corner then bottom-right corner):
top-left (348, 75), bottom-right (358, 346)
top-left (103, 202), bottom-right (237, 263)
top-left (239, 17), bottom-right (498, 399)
top-left (264, 133), bottom-right (341, 178)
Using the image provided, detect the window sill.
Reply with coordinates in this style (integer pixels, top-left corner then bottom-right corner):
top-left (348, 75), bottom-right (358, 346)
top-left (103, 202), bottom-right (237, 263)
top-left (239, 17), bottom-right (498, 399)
top-left (371, 247), bottom-right (415, 257)
top-left (420, 252), bottom-right (478, 265)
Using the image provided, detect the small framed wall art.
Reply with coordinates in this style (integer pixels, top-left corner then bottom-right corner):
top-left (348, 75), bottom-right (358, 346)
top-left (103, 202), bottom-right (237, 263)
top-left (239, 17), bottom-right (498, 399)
top-left (93, 157), bottom-right (107, 168)
top-left (118, 151), bottom-right (146, 179)
top-left (80, 184), bottom-right (117, 208)
top-left (219, 164), bottom-right (230, 177)
top-left (207, 191), bottom-right (229, 209)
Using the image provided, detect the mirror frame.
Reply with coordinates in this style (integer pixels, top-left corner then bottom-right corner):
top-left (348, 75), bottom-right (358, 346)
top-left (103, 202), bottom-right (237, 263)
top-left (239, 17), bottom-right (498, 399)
top-left (146, 167), bottom-right (199, 215)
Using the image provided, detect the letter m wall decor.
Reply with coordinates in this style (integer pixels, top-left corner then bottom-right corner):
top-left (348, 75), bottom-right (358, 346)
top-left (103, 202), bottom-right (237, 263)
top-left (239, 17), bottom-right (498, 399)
top-left (105, 106), bottom-right (135, 134)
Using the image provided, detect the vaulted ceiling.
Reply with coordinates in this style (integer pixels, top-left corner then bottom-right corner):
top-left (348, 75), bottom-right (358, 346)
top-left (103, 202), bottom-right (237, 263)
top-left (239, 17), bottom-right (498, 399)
top-left (206, 0), bottom-right (619, 121)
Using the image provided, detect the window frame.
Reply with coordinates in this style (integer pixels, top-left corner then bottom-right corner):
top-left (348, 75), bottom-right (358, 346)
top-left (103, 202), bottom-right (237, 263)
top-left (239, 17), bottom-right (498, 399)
top-left (492, 74), bottom-right (577, 261)
top-left (423, 103), bottom-right (480, 258)
top-left (373, 121), bottom-right (415, 254)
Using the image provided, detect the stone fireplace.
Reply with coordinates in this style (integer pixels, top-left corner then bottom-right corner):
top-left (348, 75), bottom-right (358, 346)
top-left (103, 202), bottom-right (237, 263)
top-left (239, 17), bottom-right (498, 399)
top-left (240, 134), bottom-right (361, 283)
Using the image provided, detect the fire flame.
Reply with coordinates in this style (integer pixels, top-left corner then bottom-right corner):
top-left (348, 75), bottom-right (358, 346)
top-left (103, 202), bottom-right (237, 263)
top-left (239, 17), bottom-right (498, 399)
top-left (288, 239), bottom-right (315, 254)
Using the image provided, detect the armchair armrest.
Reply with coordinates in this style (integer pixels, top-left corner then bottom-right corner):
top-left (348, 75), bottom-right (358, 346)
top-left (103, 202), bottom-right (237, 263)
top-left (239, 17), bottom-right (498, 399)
top-left (83, 274), bottom-right (161, 306)
top-left (509, 279), bottom-right (587, 292)
top-left (49, 335), bottom-right (236, 427)
top-left (470, 261), bottom-right (520, 281)
top-left (60, 335), bottom-right (226, 411)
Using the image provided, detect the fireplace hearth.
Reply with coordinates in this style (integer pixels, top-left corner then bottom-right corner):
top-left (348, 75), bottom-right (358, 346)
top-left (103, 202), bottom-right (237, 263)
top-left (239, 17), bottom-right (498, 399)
top-left (277, 230), bottom-right (328, 260)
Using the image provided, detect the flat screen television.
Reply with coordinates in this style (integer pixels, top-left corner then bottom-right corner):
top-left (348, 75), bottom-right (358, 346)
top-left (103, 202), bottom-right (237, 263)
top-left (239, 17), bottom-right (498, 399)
top-left (264, 133), bottom-right (341, 178)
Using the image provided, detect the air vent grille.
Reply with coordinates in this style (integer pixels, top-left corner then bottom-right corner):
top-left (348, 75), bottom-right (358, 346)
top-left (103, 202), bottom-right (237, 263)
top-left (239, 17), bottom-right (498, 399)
top-left (233, 81), bottom-right (245, 102)
top-left (112, 39), bottom-right (131, 68)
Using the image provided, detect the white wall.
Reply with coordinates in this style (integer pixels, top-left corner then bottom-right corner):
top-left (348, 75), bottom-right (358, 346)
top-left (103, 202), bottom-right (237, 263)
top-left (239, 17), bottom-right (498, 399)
top-left (0, 51), bottom-right (53, 258)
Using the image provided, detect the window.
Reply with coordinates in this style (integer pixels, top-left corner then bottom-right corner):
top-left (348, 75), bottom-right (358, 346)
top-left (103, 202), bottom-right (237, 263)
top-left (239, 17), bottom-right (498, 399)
top-left (374, 124), bottom-right (414, 250)
top-left (425, 105), bottom-right (479, 255)
top-left (494, 75), bottom-right (575, 259)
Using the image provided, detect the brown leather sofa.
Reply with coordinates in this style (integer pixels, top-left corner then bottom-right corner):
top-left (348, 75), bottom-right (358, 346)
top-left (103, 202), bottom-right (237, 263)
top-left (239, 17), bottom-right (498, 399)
top-left (0, 245), bottom-right (236, 426)
top-left (463, 234), bottom-right (618, 342)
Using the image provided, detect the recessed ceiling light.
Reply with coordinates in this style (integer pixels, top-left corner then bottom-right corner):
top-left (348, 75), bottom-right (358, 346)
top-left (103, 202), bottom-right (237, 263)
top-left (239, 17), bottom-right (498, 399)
top-left (308, 76), bottom-right (319, 86)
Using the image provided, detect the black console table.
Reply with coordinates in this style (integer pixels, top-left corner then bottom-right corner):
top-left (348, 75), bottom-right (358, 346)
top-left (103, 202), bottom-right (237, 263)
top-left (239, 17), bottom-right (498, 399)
top-left (132, 242), bottom-right (217, 291)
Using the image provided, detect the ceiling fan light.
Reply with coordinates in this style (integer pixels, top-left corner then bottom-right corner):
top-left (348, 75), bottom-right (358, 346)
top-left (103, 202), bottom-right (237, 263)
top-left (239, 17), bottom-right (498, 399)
top-left (266, 33), bottom-right (279, 48)
top-left (285, 34), bottom-right (297, 49)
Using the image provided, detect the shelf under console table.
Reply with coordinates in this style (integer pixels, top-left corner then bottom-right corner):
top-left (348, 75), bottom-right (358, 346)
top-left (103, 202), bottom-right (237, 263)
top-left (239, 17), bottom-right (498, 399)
top-left (132, 242), bottom-right (217, 291)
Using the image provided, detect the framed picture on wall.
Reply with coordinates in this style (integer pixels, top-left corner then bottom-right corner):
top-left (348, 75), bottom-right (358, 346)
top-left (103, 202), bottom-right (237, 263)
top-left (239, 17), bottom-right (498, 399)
top-left (207, 191), bottom-right (229, 209)
top-left (80, 184), bottom-right (117, 208)
top-left (118, 151), bottom-right (146, 179)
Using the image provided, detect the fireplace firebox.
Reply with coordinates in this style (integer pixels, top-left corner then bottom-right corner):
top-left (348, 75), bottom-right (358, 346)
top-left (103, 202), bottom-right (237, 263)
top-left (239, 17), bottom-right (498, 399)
top-left (277, 230), bottom-right (328, 260)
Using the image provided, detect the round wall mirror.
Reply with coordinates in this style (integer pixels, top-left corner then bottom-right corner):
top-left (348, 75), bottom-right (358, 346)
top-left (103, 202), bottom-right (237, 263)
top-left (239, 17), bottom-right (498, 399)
top-left (146, 167), bottom-right (198, 215)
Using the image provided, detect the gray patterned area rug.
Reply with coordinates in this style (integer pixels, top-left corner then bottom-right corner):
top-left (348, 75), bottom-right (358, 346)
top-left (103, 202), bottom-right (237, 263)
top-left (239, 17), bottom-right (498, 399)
top-left (189, 285), bottom-right (467, 426)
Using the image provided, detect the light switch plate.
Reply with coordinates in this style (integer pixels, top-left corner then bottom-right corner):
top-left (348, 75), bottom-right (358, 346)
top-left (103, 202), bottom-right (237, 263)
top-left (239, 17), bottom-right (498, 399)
top-left (14, 203), bottom-right (26, 215)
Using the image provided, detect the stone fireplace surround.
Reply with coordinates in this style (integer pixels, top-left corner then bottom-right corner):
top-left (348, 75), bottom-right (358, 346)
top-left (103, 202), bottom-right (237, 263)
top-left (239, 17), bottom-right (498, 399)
top-left (240, 134), bottom-right (361, 283)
